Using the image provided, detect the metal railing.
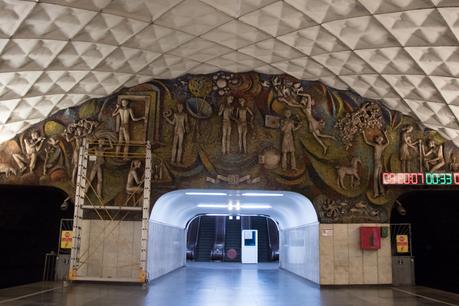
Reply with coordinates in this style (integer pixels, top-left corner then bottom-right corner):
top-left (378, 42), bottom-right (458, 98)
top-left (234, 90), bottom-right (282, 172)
top-left (42, 252), bottom-right (57, 281)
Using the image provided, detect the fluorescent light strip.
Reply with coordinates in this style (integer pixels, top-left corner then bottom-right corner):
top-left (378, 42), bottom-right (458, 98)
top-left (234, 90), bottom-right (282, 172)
top-left (197, 203), bottom-right (272, 209)
top-left (197, 204), bottom-right (227, 208)
top-left (241, 192), bottom-right (283, 197)
top-left (186, 192), bottom-right (227, 196)
top-left (240, 205), bottom-right (272, 209)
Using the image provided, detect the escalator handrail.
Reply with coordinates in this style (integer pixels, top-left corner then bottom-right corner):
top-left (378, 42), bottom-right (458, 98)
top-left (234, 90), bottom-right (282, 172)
top-left (194, 216), bottom-right (201, 250)
top-left (211, 216), bottom-right (226, 260)
top-left (266, 218), bottom-right (273, 260)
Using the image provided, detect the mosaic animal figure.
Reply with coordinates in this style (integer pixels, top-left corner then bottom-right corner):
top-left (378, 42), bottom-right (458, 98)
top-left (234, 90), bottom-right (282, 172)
top-left (0, 163), bottom-right (17, 177)
top-left (336, 157), bottom-right (361, 189)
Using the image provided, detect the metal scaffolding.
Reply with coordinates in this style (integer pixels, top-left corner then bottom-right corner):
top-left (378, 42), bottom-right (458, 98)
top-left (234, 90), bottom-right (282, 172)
top-left (69, 139), bottom-right (152, 283)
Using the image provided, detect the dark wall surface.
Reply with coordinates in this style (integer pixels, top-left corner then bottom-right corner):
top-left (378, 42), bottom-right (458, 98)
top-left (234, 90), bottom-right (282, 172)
top-left (0, 185), bottom-right (72, 289)
top-left (392, 191), bottom-right (459, 293)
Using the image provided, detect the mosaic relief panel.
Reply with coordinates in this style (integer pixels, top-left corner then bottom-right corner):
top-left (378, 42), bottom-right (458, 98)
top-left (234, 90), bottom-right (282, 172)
top-left (0, 72), bottom-right (458, 223)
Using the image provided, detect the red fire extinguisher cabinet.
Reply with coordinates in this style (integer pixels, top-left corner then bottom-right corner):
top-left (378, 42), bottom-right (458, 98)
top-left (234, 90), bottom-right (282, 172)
top-left (360, 226), bottom-right (381, 250)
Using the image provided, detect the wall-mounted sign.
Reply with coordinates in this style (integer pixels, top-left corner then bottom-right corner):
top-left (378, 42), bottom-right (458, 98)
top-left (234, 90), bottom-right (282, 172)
top-left (60, 230), bottom-right (73, 249)
top-left (396, 235), bottom-right (409, 253)
top-left (382, 172), bottom-right (459, 186)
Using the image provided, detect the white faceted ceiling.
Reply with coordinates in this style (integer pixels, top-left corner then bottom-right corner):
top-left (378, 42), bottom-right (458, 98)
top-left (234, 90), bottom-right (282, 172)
top-left (1, 0), bottom-right (459, 145)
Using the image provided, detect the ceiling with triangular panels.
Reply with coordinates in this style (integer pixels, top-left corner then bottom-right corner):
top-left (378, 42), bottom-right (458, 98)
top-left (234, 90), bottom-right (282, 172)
top-left (1, 0), bottom-right (459, 144)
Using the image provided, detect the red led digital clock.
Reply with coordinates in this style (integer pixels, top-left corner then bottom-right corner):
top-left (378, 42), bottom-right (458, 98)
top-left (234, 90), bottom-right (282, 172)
top-left (382, 172), bottom-right (459, 186)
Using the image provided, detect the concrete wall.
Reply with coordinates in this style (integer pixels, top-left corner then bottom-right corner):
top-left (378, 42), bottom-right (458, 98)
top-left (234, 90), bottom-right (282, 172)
top-left (280, 223), bottom-right (320, 284)
top-left (148, 221), bottom-right (186, 280)
top-left (319, 223), bottom-right (392, 285)
top-left (77, 220), bottom-right (142, 281)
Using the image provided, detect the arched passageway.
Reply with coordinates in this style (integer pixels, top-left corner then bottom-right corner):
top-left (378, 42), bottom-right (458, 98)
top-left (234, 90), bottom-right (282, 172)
top-left (148, 189), bottom-right (319, 283)
top-left (0, 185), bottom-right (73, 288)
top-left (391, 191), bottom-right (459, 293)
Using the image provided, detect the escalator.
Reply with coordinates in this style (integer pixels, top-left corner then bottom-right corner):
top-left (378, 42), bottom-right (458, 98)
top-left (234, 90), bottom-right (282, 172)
top-left (267, 218), bottom-right (279, 261)
top-left (189, 216), bottom-right (278, 262)
top-left (195, 216), bottom-right (216, 261)
top-left (211, 217), bottom-right (225, 261)
top-left (250, 216), bottom-right (270, 262)
top-left (224, 218), bottom-right (241, 262)
top-left (186, 217), bottom-right (200, 260)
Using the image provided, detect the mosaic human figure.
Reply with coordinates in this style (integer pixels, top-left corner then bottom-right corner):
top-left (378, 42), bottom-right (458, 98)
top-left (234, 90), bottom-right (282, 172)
top-left (422, 139), bottom-right (445, 172)
top-left (85, 138), bottom-right (113, 199)
top-left (63, 119), bottom-right (98, 183)
top-left (218, 96), bottom-right (234, 154)
top-left (302, 95), bottom-right (335, 155)
top-left (126, 160), bottom-right (144, 198)
top-left (64, 124), bottom-right (83, 184)
top-left (42, 137), bottom-right (64, 176)
top-left (280, 110), bottom-right (301, 171)
top-left (362, 130), bottom-right (389, 197)
top-left (112, 99), bottom-right (145, 158)
top-left (236, 98), bottom-right (253, 153)
top-left (269, 77), bottom-right (307, 109)
top-left (12, 130), bottom-right (46, 174)
top-left (163, 103), bottom-right (188, 164)
top-left (399, 125), bottom-right (418, 172)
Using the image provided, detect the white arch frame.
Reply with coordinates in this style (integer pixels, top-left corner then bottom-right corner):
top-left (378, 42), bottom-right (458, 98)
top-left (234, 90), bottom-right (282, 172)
top-left (148, 189), bottom-right (320, 283)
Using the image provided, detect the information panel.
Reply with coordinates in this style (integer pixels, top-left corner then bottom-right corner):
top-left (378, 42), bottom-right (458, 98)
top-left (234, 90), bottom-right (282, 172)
top-left (60, 230), bottom-right (73, 249)
top-left (382, 172), bottom-right (459, 186)
top-left (396, 235), bottom-right (409, 253)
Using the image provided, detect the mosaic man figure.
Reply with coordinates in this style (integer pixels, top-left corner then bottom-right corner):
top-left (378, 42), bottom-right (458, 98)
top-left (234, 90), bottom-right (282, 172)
top-left (112, 99), bottom-right (145, 158)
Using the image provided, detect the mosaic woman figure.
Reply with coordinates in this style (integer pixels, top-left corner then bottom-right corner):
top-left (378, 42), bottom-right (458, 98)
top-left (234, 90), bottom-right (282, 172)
top-left (399, 125), bottom-right (419, 172)
top-left (280, 110), bottom-right (301, 171)
top-left (218, 96), bottom-right (234, 154)
top-left (363, 130), bottom-right (389, 197)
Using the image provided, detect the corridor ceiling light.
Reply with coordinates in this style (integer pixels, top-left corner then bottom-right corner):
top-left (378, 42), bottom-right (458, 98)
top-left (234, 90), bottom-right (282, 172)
top-left (186, 192), bottom-right (227, 196)
top-left (197, 204), bottom-right (227, 208)
top-left (197, 203), bottom-right (271, 209)
top-left (241, 193), bottom-right (283, 197)
top-left (240, 205), bottom-right (272, 209)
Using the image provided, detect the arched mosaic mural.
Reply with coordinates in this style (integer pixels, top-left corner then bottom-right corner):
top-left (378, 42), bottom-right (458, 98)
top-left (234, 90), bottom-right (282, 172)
top-left (0, 72), bottom-right (457, 223)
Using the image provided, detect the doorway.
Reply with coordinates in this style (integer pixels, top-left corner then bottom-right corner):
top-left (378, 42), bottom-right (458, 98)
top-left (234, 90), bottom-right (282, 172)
top-left (147, 189), bottom-right (319, 283)
top-left (0, 185), bottom-right (73, 288)
top-left (391, 191), bottom-right (459, 293)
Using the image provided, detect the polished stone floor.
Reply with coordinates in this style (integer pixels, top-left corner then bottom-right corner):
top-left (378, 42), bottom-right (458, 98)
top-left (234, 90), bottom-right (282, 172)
top-left (1, 262), bottom-right (458, 306)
